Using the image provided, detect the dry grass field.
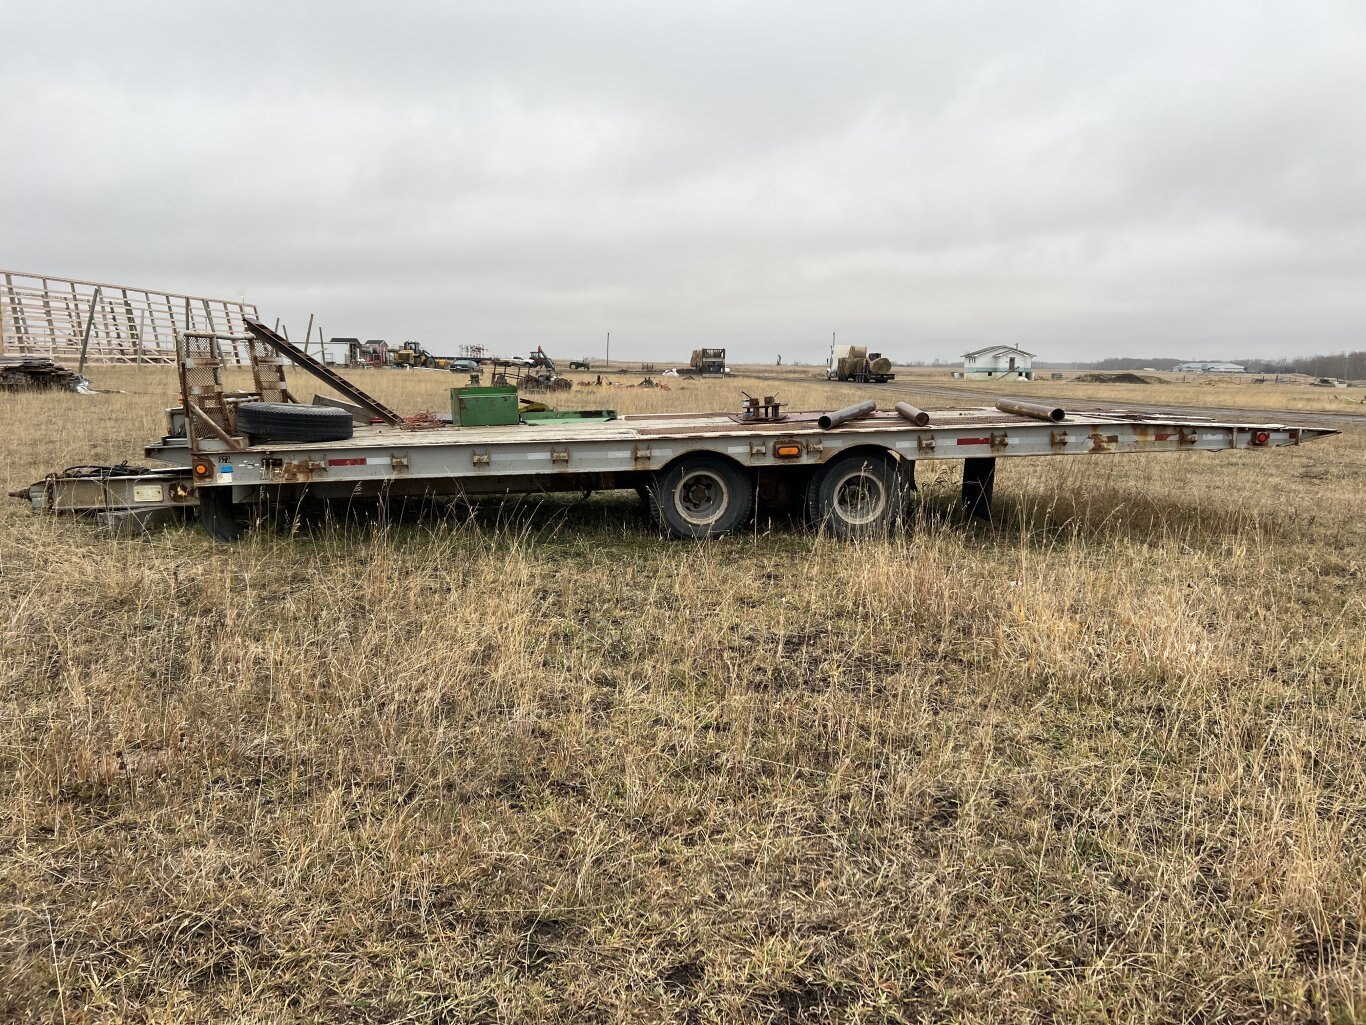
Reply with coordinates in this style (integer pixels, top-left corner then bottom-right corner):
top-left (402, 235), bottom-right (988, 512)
top-left (2, 366), bottom-right (1364, 1022)
top-left (739, 364), bottom-right (1366, 417)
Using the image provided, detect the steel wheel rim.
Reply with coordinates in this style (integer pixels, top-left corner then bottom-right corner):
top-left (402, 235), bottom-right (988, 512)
top-left (674, 469), bottom-right (730, 526)
top-left (833, 469), bottom-right (888, 525)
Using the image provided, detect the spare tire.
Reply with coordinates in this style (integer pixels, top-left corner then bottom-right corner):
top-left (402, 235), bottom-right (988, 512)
top-left (236, 402), bottom-right (354, 443)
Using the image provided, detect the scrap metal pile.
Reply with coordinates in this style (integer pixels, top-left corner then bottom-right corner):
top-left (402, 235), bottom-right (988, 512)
top-left (0, 357), bottom-right (91, 393)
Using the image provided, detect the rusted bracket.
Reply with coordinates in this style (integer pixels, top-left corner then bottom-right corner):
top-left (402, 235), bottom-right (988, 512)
top-left (471, 450), bottom-right (491, 467)
top-left (551, 447), bottom-right (570, 464)
top-left (917, 435), bottom-right (935, 452)
top-left (278, 458), bottom-right (327, 481)
top-left (990, 431), bottom-right (1008, 451)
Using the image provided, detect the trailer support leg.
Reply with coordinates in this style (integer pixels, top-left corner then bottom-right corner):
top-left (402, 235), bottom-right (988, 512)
top-left (961, 457), bottom-right (996, 521)
top-left (198, 486), bottom-right (240, 543)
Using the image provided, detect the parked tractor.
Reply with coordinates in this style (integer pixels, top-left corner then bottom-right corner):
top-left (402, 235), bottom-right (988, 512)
top-left (490, 346), bottom-right (573, 392)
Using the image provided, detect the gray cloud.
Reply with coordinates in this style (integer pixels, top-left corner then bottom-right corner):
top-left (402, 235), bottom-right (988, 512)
top-left (3, 0), bottom-right (1364, 363)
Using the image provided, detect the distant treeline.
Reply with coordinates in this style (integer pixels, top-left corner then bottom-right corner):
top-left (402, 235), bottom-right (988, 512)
top-left (1032, 351), bottom-right (1366, 378)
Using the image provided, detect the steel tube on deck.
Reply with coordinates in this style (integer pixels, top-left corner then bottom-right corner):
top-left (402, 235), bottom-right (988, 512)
top-left (995, 398), bottom-right (1065, 422)
top-left (818, 399), bottom-right (877, 430)
top-left (894, 401), bottom-right (930, 427)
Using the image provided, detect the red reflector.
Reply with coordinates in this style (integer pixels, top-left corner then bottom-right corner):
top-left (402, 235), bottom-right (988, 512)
top-left (327, 457), bottom-right (367, 466)
top-left (956, 437), bottom-right (992, 446)
top-left (1252, 431), bottom-right (1271, 446)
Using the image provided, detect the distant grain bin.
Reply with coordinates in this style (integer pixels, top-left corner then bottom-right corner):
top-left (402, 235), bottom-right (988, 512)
top-left (962, 345), bottom-right (1034, 381)
top-left (828, 345), bottom-right (895, 383)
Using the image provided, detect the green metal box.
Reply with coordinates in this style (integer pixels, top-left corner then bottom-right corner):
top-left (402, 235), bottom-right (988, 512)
top-left (520, 409), bottom-right (617, 423)
top-left (452, 385), bottom-right (519, 427)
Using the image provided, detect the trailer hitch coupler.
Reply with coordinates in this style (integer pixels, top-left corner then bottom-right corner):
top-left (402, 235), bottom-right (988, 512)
top-left (818, 399), bottom-right (878, 430)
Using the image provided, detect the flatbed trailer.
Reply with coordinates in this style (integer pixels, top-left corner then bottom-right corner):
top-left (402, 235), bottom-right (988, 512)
top-left (13, 322), bottom-right (1340, 541)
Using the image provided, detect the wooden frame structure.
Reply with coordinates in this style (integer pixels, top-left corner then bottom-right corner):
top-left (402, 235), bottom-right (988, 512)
top-left (0, 270), bottom-right (259, 365)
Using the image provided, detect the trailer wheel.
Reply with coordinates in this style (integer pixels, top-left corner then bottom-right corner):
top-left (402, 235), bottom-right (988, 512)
top-left (197, 486), bottom-right (241, 543)
top-left (650, 455), bottom-right (753, 539)
top-left (235, 402), bottom-right (354, 443)
top-left (807, 450), bottom-right (904, 539)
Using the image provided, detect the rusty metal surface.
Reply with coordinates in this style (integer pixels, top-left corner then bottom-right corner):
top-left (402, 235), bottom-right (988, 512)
top-left (895, 402), bottom-right (930, 427)
top-left (818, 400), bottom-right (878, 430)
top-left (245, 405), bottom-right (1319, 452)
top-left (995, 398), bottom-right (1066, 422)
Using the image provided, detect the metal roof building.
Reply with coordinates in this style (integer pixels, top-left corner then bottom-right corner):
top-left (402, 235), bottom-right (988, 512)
top-left (1173, 361), bottom-right (1246, 373)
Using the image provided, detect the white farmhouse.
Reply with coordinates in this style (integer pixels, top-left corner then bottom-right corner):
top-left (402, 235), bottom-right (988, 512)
top-left (962, 345), bottom-right (1035, 381)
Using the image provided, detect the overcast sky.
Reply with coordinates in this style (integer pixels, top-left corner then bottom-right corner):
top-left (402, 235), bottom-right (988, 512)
top-left (3, 1), bottom-right (1364, 364)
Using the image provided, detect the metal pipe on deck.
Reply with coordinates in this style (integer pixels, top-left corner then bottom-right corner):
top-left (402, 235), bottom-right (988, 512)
top-left (818, 399), bottom-right (877, 430)
top-left (894, 401), bottom-right (930, 427)
top-left (995, 398), bottom-right (1065, 422)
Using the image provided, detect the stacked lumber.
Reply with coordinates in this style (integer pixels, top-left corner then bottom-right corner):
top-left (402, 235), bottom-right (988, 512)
top-left (0, 357), bottom-right (91, 392)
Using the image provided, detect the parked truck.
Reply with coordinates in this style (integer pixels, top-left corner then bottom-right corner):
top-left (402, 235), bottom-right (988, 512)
top-left (828, 345), bottom-right (895, 383)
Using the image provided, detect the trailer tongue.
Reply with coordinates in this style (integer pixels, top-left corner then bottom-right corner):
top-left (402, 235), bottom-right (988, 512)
top-left (12, 326), bottom-right (1341, 541)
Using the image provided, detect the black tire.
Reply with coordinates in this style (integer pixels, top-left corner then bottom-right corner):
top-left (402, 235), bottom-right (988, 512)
top-left (236, 402), bottom-right (353, 443)
top-left (806, 450), bottom-right (905, 539)
top-left (197, 485), bottom-right (240, 543)
top-left (649, 455), bottom-right (753, 539)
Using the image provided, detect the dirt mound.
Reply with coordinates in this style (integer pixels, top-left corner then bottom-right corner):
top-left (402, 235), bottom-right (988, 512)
top-left (1073, 372), bottom-right (1163, 385)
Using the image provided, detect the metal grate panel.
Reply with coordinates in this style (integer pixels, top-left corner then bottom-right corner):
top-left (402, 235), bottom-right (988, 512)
top-left (177, 331), bottom-right (245, 451)
top-left (0, 269), bottom-right (259, 365)
top-left (248, 337), bottom-right (290, 403)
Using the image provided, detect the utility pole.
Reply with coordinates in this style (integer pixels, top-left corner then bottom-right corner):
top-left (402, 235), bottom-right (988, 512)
top-left (606, 331), bottom-right (610, 368)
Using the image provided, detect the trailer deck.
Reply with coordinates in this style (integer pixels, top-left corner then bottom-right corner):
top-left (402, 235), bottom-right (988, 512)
top-left (151, 405), bottom-right (1334, 484)
top-left (12, 319), bottom-right (1341, 542)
